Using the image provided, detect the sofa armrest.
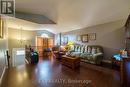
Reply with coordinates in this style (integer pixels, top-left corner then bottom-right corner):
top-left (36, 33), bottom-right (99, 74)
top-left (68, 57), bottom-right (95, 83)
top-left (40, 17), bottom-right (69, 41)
top-left (68, 50), bottom-right (75, 54)
top-left (66, 50), bottom-right (75, 56)
top-left (93, 53), bottom-right (103, 57)
top-left (93, 53), bottom-right (103, 64)
top-left (69, 50), bottom-right (75, 52)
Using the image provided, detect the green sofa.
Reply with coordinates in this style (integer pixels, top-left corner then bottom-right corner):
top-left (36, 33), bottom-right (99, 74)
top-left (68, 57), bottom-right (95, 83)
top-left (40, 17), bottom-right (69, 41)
top-left (66, 45), bottom-right (103, 64)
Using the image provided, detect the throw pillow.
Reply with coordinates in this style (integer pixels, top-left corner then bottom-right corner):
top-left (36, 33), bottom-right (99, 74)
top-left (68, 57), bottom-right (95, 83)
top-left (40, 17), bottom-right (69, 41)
top-left (91, 48), bottom-right (97, 54)
top-left (84, 46), bottom-right (88, 53)
top-left (80, 45), bottom-right (84, 53)
top-left (97, 48), bottom-right (101, 53)
top-left (87, 47), bottom-right (91, 53)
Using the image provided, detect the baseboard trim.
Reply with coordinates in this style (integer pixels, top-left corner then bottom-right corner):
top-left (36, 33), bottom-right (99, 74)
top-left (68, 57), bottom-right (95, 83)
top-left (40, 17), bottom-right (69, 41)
top-left (0, 67), bottom-right (6, 85)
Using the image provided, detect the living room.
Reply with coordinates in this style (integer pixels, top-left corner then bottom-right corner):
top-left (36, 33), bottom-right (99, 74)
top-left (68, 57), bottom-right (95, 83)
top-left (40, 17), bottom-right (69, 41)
top-left (0, 0), bottom-right (130, 87)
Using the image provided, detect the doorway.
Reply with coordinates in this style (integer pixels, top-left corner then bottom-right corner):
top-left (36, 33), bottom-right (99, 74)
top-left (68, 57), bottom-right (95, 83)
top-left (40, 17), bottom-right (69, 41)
top-left (36, 36), bottom-right (53, 58)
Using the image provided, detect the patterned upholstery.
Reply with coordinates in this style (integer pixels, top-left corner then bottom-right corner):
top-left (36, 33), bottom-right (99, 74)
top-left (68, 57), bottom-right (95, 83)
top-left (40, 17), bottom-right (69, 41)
top-left (91, 47), bottom-right (97, 54)
top-left (84, 45), bottom-right (88, 53)
top-left (67, 45), bottom-right (103, 64)
top-left (87, 47), bottom-right (92, 54)
top-left (80, 45), bottom-right (85, 53)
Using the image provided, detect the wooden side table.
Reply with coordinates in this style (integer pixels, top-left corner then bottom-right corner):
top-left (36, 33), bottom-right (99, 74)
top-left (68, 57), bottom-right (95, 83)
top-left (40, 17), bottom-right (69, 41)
top-left (111, 57), bottom-right (122, 71)
top-left (112, 58), bottom-right (121, 67)
top-left (120, 58), bottom-right (130, 87)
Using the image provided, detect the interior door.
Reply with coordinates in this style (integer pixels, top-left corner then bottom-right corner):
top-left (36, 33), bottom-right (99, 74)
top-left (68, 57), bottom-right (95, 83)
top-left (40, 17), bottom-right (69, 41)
top-left (36, 37), bottom-right (54, 58)
top-left (43, 38), bottom-right (48, 49)
top-left (36, 37), bottom-right (43, 57)
top-left (48, 38), bottom-right (53, 48)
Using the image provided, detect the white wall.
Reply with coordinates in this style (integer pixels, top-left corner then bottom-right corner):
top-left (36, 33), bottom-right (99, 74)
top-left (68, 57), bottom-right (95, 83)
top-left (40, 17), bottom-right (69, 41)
top-left (0, 16), bottom-right (8, 77)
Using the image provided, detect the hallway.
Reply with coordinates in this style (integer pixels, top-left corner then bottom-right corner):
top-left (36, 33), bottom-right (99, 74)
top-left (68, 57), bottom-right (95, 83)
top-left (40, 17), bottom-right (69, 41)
top-left (0, 58), bottom-right (120, 87)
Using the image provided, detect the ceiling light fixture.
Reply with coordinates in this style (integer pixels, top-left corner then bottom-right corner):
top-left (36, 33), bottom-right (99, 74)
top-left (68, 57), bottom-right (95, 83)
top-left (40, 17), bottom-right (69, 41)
top-left (18, 27), bottom-right (26, 46)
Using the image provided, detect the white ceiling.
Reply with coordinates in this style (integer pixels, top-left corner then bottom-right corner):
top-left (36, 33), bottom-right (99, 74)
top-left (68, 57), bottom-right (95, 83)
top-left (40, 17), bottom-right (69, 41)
top-left (7, 0), bottom-right (130, 33)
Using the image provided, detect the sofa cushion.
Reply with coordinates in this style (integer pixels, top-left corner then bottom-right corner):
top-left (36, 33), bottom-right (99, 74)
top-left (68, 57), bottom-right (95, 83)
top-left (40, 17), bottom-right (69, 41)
top-left (93, 53), bottom-right (103, 60)
top-left (77, 46), bottom-right (81, 52)
top-left (84, 45), bottom-right (88, 53)
top-left (74, 45), bottom-right (79, 52)
top-left (80, 52), bottom-right (90, 58)
top-left (91, 47), bottom-right (97, 54)
top-left (70, 45), bottom-right (74, 51)
top-left (70, 52), bottom-right (81, 57)
top-left (80, 53), bottom-right (86, 58)
top-left (87, 47), bottom-right (91, 53)
top-left (70, 53), bottom-right (75, 57)
top-left (80, 45), bottom-right (84, 53)
top-left (74, 45), bottom-right (77, 51)
top-left (75, 53), bottom-right (81, 58)
top-left (97, 47), bottom-right (102, 53)
top-left (87, 54), bottom-right (93, 60)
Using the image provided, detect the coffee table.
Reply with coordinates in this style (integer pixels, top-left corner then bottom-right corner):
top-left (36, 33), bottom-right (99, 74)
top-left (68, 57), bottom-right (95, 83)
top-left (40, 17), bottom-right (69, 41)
top-left (62, 55), bottom-right (80, 69)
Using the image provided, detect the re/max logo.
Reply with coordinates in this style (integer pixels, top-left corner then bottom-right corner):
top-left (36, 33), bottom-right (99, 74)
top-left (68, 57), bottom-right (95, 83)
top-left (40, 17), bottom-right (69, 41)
top-left (0, 0), bottom-right (15, 16)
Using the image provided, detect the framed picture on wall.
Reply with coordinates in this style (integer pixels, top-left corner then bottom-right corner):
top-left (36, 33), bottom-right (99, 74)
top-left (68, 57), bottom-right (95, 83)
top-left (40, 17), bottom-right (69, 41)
top-left (88, 33), bottom-right (96, 40)
top-left (82, 34), bottom-right (88, 42)
top-left (0, 16), bottom-right (4, 39)
top-left (77, 35), bottom-right (82, 41)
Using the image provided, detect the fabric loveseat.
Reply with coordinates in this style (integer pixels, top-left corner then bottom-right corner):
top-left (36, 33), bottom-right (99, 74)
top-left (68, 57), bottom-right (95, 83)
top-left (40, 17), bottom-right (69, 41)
top-left (66, 45), bottom-right (103, 64)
